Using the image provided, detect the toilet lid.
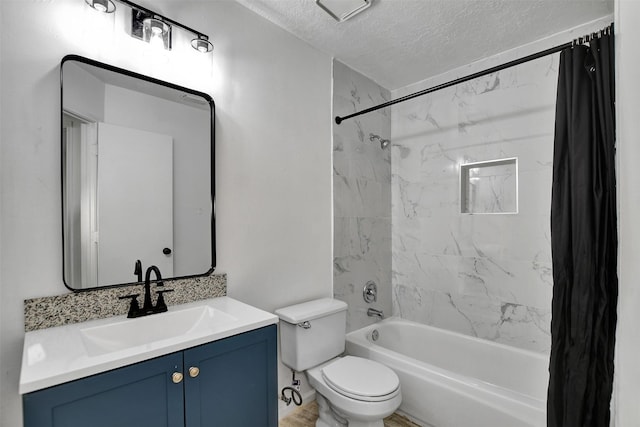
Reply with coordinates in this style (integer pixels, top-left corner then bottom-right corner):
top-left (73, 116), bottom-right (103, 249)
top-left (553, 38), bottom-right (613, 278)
top-left (321, 356), bottom-right (399, 400)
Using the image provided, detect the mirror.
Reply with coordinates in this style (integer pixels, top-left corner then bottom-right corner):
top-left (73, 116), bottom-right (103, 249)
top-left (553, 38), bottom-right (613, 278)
top-left (61, 55), bottom-right (215, 290)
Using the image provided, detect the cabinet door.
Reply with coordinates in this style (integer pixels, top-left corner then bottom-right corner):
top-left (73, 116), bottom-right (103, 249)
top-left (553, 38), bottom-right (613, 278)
top-left (23, 352), bottom-right (185, 427)
top-left (183, 325), bottom-right (277, 427)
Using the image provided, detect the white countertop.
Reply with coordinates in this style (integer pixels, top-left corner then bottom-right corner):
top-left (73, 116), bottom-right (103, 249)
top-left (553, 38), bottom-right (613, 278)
top-left (19, 297), bottom-right (278, 394)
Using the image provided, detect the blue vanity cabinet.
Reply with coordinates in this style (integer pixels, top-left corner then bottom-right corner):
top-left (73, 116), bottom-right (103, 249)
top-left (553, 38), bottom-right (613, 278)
top-left (23, 351), bottom-right (185, 427)
top-left (184, 324), bottom-right (278, 427)
top-left (23, 325), bottom-right (277, 427)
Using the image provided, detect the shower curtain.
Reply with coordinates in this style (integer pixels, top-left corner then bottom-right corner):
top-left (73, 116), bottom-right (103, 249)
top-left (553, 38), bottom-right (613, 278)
top-left (547, 30), bottom-right (617, 427)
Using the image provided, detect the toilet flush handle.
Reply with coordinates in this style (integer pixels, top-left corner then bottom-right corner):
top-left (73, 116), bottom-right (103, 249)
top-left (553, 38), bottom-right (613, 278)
top-left (297, 321), bottom-right (311, 329)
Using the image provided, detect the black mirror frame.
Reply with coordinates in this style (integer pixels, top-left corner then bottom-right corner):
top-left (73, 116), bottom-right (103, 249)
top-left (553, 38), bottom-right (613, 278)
top-left (60, 54), bottom-right (216, 291)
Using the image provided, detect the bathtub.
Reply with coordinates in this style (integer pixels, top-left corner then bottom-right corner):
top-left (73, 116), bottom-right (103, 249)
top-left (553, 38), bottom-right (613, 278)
top-left (345, 318), bottom-right (548, 427)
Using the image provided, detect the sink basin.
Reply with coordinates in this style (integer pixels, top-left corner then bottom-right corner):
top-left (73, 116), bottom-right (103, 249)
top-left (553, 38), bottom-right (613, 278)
top-left (20, 296), bottom-right (279, 395)
top-left (80, 305), bottom-right (237, 356)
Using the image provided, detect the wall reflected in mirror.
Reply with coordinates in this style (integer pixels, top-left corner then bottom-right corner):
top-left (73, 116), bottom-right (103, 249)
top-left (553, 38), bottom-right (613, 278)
top-left (62, 55), bottom-right (214, 290)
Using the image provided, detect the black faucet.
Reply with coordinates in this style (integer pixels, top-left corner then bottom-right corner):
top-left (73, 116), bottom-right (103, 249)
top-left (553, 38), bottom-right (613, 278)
top-left (119, 263), bottom-right (173, 318)
top-left (142, 265), bottom-right (162, 312)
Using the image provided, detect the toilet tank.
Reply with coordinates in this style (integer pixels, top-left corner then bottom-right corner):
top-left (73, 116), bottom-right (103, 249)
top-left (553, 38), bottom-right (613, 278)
top-left (275, 298), bottom-right (348, 371)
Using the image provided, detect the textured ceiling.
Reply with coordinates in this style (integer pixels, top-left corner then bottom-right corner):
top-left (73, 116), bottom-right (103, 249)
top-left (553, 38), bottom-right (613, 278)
top-left (233, 0), bottom-right (613, 90)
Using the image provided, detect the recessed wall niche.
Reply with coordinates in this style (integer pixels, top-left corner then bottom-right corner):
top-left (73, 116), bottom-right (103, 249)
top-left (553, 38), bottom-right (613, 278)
top-left (460, 158), bottom-right (518, 214)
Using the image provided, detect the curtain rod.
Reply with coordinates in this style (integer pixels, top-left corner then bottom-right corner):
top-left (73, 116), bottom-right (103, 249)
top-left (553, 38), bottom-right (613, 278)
top-left (335, 23), bottom-right (613, 125)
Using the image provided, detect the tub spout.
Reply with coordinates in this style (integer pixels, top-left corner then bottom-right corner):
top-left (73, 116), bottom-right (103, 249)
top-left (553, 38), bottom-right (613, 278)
top-left (367, 308), bottom-right (384, 319)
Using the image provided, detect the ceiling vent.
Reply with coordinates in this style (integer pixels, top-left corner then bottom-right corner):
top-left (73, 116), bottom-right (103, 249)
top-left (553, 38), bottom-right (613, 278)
top-left (315, 0), bottom-right (372, 22)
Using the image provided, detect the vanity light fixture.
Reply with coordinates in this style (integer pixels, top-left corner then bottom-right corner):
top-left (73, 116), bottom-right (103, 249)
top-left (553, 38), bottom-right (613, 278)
top-left (84, 0), bottom-right (214, 53)
top-left (85, 0), bottom-right (115, 13)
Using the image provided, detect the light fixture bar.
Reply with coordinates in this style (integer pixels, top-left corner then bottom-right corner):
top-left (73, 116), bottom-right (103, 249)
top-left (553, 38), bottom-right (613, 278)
top-left (86, 0), bottom-right (213, 52)
top-left (118, 0), bottom-right (210, 44)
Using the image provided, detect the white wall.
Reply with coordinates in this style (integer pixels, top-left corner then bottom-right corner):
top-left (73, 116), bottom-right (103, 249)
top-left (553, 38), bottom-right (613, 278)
top-left (0, 1), bottom-right (332, 425)
top-left (613, 1), bottom-right (640, 425)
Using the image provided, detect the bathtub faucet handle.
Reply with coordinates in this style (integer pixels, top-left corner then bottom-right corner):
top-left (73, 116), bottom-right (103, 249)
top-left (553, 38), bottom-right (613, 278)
top-left (363, 281), bottom-right (378, 303)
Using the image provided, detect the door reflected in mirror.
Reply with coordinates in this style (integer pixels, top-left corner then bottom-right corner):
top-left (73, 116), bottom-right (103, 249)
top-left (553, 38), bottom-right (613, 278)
top-left (61, 55), bottom-right (215, 290)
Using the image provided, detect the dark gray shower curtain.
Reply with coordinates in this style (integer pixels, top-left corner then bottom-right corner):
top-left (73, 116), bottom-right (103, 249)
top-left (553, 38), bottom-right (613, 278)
top-left (547, 30), bottom-right (617, 427)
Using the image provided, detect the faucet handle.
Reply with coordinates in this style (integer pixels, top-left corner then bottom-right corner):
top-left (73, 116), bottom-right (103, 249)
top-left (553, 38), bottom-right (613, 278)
top-left (154, 289), bottom-right (174, 313)
top-left (118, 294), bottom-right (141, 318)
top-left (134, 260), bottom-right (142, 282)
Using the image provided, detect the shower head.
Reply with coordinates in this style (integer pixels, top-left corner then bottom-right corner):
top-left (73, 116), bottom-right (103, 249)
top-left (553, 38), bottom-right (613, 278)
top-left (369, 133), bottom-right (390, 150)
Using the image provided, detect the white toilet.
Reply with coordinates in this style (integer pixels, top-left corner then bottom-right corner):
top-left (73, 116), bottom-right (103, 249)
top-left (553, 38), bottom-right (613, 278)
top-left (276, 298), bottom-right (401, 427)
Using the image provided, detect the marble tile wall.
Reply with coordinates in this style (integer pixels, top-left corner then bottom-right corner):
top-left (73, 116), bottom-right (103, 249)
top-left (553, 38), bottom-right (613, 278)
top-left (333, 60), bottom-right (392, 332)
top-left (391, 55), bottom-right (557, 353)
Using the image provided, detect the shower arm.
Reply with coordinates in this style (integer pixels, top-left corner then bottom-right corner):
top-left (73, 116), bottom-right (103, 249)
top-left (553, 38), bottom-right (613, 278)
top-left (369, 133), bottom-right (390, 150)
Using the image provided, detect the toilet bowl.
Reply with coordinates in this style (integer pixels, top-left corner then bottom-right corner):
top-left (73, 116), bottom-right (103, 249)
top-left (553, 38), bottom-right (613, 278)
top-left (307, 356), bottom-right (401, 427)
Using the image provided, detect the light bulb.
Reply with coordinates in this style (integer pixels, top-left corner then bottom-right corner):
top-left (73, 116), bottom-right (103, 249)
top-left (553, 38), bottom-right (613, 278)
top-left (142, 18), bottom-right (170, 50)
top-left (149, 33), bottom-right (164, 50)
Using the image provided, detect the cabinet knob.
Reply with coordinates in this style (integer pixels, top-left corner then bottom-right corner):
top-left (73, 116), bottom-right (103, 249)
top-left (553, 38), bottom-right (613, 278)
top-left (172, 372), bottom-right (184, 384)
top-left (189, 366), bottom-right (200, 378)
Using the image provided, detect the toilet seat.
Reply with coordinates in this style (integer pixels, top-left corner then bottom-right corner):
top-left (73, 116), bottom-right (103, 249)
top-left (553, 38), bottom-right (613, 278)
top-left (321, 356), bottom-right (399, 402)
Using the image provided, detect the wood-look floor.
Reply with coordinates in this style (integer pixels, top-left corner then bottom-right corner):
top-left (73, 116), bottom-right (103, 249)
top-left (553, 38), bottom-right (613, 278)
top-left (279, 401), bottom-right (422, 427)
